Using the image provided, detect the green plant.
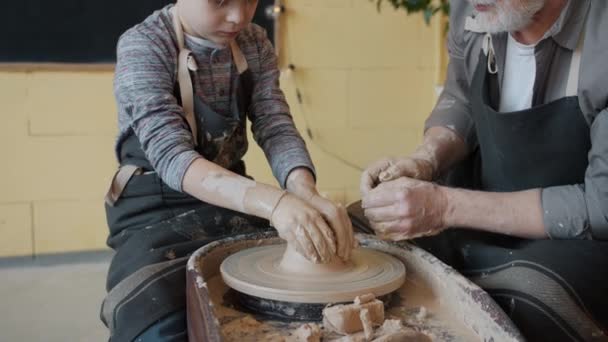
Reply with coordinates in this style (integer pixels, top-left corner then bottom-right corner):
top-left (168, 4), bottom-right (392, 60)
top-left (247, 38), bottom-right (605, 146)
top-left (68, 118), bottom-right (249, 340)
top-left (373, 0), bottom-right (450, 24)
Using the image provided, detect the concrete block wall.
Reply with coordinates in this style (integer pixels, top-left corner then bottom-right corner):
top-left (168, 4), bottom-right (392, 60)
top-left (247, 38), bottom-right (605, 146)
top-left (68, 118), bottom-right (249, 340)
top-left (272, 0), bottom-right (444, 203)
top-left (0, 72), bottom-right (117, 256)
top-left (0, 0), bottom-right (444, 257)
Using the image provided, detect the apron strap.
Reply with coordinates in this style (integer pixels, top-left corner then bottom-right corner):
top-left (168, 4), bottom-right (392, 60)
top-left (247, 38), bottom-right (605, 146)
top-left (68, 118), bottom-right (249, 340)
top-left (172, 7), bottom-right (199, 147)
top-left (230, 40), bottom-right (249, 74)
top-left (565, 22), bottom-right (586, 97)
top-left (105, 165), bottom-right (143, 206)
top-left (171, 7), bottom-right (248, 143)
top-left (178, 49), bottom-right (199, 145)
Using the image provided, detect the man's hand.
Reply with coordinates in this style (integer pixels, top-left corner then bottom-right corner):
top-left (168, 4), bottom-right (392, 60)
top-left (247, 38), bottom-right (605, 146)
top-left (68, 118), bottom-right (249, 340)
top-left (361, 177), bottom-right (449, 241)
top-left (361, 126), bottom-right (468, 196)
top-left (360, 157), bottom-right (436, 195)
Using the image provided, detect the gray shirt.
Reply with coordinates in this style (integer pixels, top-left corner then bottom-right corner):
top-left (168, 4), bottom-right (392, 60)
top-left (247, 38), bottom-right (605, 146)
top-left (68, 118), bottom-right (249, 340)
top-left (114, 5), bottom-right (315, 192)
top-left (425, 0), bottom-right (608, 239)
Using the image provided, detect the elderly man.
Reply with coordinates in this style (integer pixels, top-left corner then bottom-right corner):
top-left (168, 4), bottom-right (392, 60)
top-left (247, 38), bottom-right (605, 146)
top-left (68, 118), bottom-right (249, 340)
top-left (361, 0), bottom-right (607, 340)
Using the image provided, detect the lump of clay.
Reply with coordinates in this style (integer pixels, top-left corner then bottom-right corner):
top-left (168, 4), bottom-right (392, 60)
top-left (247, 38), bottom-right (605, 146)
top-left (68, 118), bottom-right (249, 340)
top-left (323, 294), bottom-right (384, 335)
top-left (288, 323), bottom-right (322, 342)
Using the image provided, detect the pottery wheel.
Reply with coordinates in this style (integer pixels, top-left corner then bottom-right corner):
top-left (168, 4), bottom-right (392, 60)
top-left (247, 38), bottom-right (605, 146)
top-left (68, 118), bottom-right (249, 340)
top-left (220, 244), bottom-right (406, 304)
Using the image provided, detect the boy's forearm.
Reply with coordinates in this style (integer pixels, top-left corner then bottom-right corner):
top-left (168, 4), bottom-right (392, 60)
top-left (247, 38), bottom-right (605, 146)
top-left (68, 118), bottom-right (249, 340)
top-left (285, 167), bottom-right (318, 200)
top-left (182, 157), bottom-right (284, 220)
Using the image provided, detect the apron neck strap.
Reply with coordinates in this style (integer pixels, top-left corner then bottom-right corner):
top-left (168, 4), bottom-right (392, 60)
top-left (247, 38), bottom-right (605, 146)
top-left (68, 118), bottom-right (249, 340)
top-left (172, 6), bottom-right (199, 146)
top-left (565, 21), bottom-right (586, 97)
top-left (170, 5), bottom-right (249, 146)
top-left (230, 40), bottom-right (249, 74)
top-left (172, 6), bottom-right (186, 51)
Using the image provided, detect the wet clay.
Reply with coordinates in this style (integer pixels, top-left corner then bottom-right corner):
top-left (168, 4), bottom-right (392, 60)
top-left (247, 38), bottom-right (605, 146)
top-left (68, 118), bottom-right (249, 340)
top-left (283, 168), bottom-right (355, 262)
top-left (220, 244), bottom-right (405, 303)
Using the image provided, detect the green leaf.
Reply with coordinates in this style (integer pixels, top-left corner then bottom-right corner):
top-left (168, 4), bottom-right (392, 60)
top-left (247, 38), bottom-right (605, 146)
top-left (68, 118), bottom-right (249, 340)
top-left (423, 7), bottom-right (434, 25)
top-left (370, 0), bottom-right (450, 26)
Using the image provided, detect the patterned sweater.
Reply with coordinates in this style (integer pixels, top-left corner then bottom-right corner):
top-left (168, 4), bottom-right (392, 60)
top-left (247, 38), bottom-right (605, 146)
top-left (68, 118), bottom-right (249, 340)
top-left (113, 4), bottom-right (315, 191)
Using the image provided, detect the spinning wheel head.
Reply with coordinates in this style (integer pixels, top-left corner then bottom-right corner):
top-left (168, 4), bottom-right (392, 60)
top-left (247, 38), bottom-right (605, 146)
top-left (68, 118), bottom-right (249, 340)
top-left (220, 244), bottom-right (406, 304)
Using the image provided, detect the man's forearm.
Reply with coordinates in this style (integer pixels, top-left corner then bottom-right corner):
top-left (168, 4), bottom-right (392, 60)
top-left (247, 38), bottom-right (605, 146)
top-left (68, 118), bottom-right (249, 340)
top-left (414, 126), bottom-right (469, 179)
top-left (442, 187), bottom-right (547, 239)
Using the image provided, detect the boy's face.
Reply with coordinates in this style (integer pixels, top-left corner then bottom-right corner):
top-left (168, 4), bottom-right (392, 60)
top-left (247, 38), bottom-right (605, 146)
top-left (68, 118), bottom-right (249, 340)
top-left (178, 0), bottom-right (259, 45)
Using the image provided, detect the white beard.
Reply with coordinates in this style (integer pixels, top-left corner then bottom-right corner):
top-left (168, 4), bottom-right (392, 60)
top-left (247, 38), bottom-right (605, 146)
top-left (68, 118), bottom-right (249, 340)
top-left (470, 0), bottom-right (546, 33)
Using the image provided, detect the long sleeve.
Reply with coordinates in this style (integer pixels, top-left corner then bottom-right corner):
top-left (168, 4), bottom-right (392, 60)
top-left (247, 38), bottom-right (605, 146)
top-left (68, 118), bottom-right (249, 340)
top-left (542, 109), bottom-right (608, 240)
top-left (247, 26), bottom-right (315, 188)
top-left (114, 29), bottom-right (200, 192)
top-left (424, 1), bottom-right (477, 150)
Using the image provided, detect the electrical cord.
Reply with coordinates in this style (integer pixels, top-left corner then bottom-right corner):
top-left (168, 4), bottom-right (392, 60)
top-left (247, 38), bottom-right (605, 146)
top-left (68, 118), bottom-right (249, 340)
top-left (282, 64), bottom-right (364, 172)
top-left (268, 1), bottom-right (364, 172)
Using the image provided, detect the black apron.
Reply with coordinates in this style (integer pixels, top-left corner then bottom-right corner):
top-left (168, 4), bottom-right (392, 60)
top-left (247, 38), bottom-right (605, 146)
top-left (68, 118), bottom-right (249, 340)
top-left (100, 11), bottom-right (269, 342)
top-left (416, 33), bottom-right (608, 341)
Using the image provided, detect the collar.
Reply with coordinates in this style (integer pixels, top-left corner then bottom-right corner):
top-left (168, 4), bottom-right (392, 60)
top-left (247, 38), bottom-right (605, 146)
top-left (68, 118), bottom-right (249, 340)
top-left (184, 33), bottom-right (228, 51)
top-left (547, 0), bottom-right (590, 51)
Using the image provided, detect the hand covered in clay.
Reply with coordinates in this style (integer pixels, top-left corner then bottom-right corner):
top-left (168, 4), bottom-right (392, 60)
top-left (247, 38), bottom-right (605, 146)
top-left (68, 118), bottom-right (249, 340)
top-left (360, 157), bottom-right (435, 195)
top-left (361, 177), bottom-right (448, 241)
top-left (304, 194), bottom-right (355, 261)
top-left (284, 168), bottom-right (355, 261)
top-left (270, 192), bottom-right (338, 263)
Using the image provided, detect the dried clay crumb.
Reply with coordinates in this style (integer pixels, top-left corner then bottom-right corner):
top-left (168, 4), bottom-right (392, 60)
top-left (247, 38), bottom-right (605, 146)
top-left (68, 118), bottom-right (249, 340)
top-left (373, 319), bottom-right (431, 342)
top-left (195, 276), bottom-right (206, 289)
top-left (323, 295), bottom-right (384, 335)
top-left (415, 306), bottom-right (428, 321)
top-left (372, 330), bottom-right (432, 342)
top-left (331, 319), bottom-right (432, 342)
top-left (222, 315), bottom-right (261, 331)
top-left (287, 323), bottom-right (322, 342)
top-left (330, 333), bottom-right (367, 342)
top-left (377, 319), bottom-right (403, 335)
top-left (221, 315), bottom-right (269, 340)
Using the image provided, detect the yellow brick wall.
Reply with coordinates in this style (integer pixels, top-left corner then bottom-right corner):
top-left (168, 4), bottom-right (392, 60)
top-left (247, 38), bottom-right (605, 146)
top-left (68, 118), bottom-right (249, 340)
top-left (0, 1), bottom-right (445, 256)
top-left (0, 71), bottom-right (117, 256)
